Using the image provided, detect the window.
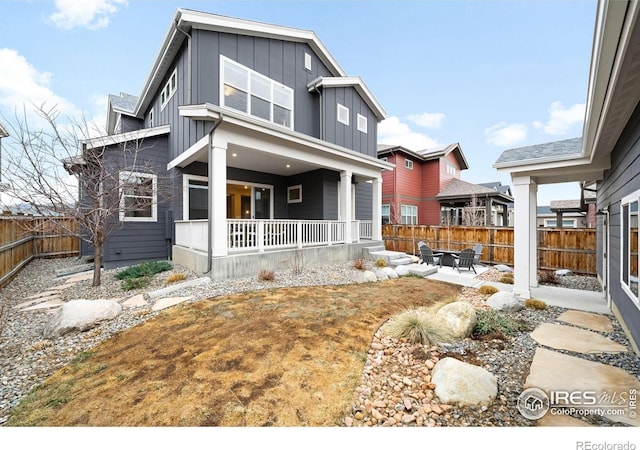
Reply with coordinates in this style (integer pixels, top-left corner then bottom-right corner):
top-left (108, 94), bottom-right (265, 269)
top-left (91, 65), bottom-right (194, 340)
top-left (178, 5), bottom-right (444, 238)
top-left (119, 171), bottom-right (157, 222)
top-left (621, 192), bottom-right (639, 304)
top-left (446, 164), bottom-right (456, 176)
top-left (401, 204), bottom-right (418, 225)
top-left (221, 56), bottom-right (293, 129)
top-left (357, 113), bottom-right (367, 133)
top-left (183, 175), bottom-right (208, 220)
top-left (381, 204), bottom-right (390, 224)
top-left (148, 108), bottom-right (154, 128)
top-left (287, 184), bottom-right (302, 204)
top-left (405, 159), bottom-right (414, 170)
top-left (160, 68), bottom-right (177, 110)
top-left (304, 52), bottom-right (312, 71)
top-left (337, 103), bottom-right (349, 125)
top-left (543, 219), bottom-right (578, 228)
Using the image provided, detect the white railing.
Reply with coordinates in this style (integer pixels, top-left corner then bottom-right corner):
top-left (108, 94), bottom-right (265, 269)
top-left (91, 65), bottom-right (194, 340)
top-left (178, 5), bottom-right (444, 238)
top-left (358, 220), bottom-right (373, 240)
top-left (174, 219), bottom-right (208, 252)
top-left (176, 219), bottom-right (357, 253)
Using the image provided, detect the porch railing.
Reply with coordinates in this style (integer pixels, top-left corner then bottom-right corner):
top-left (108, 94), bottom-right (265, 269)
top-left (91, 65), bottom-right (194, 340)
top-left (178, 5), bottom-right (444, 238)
top-left (175, 219), bottom-right (372, 253)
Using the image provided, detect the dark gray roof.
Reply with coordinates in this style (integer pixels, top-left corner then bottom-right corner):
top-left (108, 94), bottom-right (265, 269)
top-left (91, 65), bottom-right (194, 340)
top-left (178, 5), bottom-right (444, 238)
top-left (479, 181), bottom-right (512, 195)
top-left (494, 137), bottom-right (583, 166)
top-left (109, 92), bottom-right (138, 114)
top-left (537, 205), bottom-right (553, 215)
top-left (550, 199), bottom-right (582, 211)
top-left (437, 178), bottom-right (512, 200)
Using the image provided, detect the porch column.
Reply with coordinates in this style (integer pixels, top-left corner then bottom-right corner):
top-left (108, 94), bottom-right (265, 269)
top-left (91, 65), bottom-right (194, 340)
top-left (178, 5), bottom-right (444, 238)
top-left (210, 144), bottom-right (228, 257)
top-left (340, 170), bottom-right (353, 243)
top-left (372, 176), bottom-right (382, 241)
top-left (512, 175), bottom-right (538, 299)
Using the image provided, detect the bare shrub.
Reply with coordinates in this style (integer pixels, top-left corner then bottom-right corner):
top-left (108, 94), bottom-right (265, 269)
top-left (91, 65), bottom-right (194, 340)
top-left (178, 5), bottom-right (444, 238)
top-left (288, 250), bottom-right (305, 276)
top-left (258, 269), bottom-right (275, 281)
top-left (352, 258), bottom-right (366, 270)
top-left (165, 273), bottom-right (187, 284)
top-left (538, 270), bottom-right (560, 285)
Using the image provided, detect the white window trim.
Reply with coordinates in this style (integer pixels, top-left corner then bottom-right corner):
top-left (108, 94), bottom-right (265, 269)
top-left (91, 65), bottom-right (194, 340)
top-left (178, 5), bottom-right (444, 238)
top-left (381, 203), bottom-right (390, 224)
top-left (148, 108), bottom-right (154, 128)
top-left (287, 184), bottom-right (302, 204)
top-left (304, 52), bottom-right (312, 71)
top-left (227, 179), bottom-right (274, 219)
top-left (621, 190), bottom-right (640, 309)
top-left (337, 103), bottom-right (349, 125)
top-left (183, 174), bottom-right (208, 220)
top-left (220, 56), bottom-right (294, 129)
top-left (119, 171), bottom-right (157, 222)
top-left (400, 204), bottom-right (418, 225)
top-left (405, 159), bottom-right (414, 170)
top-left (160, 68), bottom-right (177, 111)
top-left (543, 218), bottom-right (578, 228)
top-left (357, 113), bottom-right (367, 133)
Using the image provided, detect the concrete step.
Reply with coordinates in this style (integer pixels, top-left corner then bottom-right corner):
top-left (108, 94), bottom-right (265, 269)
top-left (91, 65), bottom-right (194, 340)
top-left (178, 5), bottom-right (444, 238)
top-left (363, 245), bottom-right (386, 258)
top-left (388, 256), bottom-right (414, 266)
top-left (368, 250), bottom-right (407, 264)
top-left (408, 264), bottom-right (438, 277)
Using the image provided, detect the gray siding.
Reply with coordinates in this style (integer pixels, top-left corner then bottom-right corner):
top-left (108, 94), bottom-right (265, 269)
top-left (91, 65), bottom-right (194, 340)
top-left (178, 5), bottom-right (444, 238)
top-left (596, 99), bottom-right (640, 350)
top-left (321, 86), bottom-right (378, 157)
top-left (100, 135), bottom-right (172, 268)
top-left (286, 169), bottom-right (339, 220)
top-left (355, 181), bottom-right (373, 220)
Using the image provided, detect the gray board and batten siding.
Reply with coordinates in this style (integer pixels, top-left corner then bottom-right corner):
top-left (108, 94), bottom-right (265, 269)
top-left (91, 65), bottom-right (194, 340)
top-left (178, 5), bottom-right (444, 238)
top-left (596, 99), bottom-right (640, 349)
top-left (146, 30), bottom-right (379, 162)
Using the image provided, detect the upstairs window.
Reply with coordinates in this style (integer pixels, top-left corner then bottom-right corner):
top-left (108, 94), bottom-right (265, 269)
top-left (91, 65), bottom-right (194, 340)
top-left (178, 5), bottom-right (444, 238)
top-left (304, 52), bottom-right (312, 71)
top-left (405, 159), bottom-right (414, 170)
top-left (160, 68), bottom-right (177, 110)
top-left (221, 56), bottom-right (293, 129)
top-left (357, 114), bottom-right (367, 133)
top-left (446, 163), bottom-right (457, 176)
top-left (148, 108), bottom-right (154, 128)
top-left (337, 103), bottom-right (349, 125)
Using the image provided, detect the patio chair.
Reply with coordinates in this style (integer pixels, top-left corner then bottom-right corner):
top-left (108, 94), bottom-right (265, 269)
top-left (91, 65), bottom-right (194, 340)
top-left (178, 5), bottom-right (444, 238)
top-left (472, 244), bottom-right (483, 264)
top-left (452, 248), bottom-right (477, 274)
top-left (418, 242), bottom-right (443, 267)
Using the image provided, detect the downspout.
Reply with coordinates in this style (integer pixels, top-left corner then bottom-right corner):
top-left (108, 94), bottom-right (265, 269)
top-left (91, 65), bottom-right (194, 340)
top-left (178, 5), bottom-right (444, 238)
top-left (310, 81), bottom-right (323, 140)
top-left (206, 115), bottom-right (223, 274)
top-left (175, 21), bottom-right (192, 104)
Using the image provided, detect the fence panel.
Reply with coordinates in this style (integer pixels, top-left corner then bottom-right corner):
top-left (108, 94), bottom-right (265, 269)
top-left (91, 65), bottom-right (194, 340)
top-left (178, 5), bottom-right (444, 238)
top-left (0, 215), bottom-right (79, 288)
top-left (382, 225), bottom-right (596, 275)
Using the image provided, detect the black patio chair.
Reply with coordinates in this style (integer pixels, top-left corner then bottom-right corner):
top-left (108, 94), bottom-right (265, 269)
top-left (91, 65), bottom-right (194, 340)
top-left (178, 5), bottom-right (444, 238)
top-left (418, 242), bottom-right (443, 267)
top-left (472, 244), bottom-right (483, 264)
top-left (452, 248), bottom-right (477, 274)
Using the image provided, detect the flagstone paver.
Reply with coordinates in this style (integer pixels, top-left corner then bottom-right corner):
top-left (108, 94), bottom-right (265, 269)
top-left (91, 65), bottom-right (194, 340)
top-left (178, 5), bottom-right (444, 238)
top-left (64, 272), bottom-right (94, 283)
top-left (20, 298), bottom-right (65, 311)
top-left (530, 322), bottom-right (627, 353)
top-left (151, 296), bottom-right (193, 311)
top-left (23, 290), bottom-right (60, 301)
top-left (524, 347), bottom-right (640, 427)
top-left (14, 295), bottom-right (62, 310)
top-left (121, 294), bottom-right (148, 309)
top-left (556, 310), bottom-right (614, 333)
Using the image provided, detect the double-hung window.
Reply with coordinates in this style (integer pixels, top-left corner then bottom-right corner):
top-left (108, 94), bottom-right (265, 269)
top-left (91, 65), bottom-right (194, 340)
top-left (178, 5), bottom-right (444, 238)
top-left (401, 204), bottom-right (418, 225)
top-left (621, 191), bottom-right (639, 305)
top-left (119, 171), bottom-right (157, 222)
top-left (381, 204), bottom-right (390, 224)
top-left (160, 68), bottom-right (177, 110)
top-left (221, 56), bottom-right (293, 129)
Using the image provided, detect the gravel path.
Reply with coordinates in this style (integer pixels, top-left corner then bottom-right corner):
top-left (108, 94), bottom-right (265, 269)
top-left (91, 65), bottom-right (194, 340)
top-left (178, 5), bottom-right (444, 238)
top-left (1, 257), bottom-right (638, 426)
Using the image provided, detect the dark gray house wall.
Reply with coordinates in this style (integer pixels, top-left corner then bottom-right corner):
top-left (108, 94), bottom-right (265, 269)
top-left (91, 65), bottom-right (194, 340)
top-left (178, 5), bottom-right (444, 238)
top-left (286, 169), bottom-right (338, 220)
top-left (596, 99), bottom-right (640, 350)
top-left (355, 181), bottom-right (373, 220)
top-left (89, 136), bottom-right (172, 268)
top-left (321, 86), bottom-right (378, 158)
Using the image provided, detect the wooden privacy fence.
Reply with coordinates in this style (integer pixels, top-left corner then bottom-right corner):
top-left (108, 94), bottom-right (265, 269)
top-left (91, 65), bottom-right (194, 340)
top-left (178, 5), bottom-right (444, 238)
top-left (0, 215), bottom-right (79, 288)
top-left (382, 225), bottom-right (597, 275)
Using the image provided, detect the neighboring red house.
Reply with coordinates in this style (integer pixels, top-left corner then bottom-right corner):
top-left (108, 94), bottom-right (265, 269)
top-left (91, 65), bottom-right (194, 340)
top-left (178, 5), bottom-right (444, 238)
top-left (378, 143), bottom-right (469, 225)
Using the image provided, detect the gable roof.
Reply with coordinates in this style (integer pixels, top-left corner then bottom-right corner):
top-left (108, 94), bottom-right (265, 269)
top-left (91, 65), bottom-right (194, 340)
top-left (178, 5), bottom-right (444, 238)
top-left (494, 137), bottom-right (583, 167)
top-left (126, 8), bottom-right (384, 122)
top-left (307, 77), bottom-right (386, 121)
top-left (436, 178), bottom-right (514, 202)
top-left (479, 181), bottom-right (512, 196)
top-left (377, 142), bottom-right (469, 170)
top-left (107, 92), bottom-right (139, 134)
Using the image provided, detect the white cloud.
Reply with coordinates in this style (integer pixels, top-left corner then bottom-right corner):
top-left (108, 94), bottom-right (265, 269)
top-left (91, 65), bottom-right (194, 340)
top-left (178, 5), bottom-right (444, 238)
top-left (406, 112), bottom-right (445, 129)
top-left (378, 116), bottom-right (440, 151)
top-left (485, 122), bottom-right (528, 147)
top-left (532, 101), bottom-right (586, 135)
top-left (49, 0), bottom-right (128, 30)
top-left (0, 48), bottom-right (75, 115)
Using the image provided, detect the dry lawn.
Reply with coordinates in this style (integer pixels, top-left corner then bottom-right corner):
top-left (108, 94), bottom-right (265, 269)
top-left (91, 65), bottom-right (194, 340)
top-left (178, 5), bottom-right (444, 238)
top-left (8, 277), bottom-right (460, 427)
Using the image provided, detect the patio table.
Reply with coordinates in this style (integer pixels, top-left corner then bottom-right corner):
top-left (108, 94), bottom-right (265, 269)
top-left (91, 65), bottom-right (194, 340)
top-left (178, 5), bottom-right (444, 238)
top-left (434, 249), bottom-right (460, 267)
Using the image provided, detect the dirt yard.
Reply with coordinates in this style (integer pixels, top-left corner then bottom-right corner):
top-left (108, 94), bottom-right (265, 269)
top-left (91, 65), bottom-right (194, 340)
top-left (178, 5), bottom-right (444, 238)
top-left (7, 277), bottom-right (460, 426)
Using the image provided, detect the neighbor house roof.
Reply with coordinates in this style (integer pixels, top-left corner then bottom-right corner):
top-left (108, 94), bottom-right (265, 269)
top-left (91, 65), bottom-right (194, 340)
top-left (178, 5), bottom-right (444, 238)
top-left (436, 178), bottom-right (514, 202)
top-left (494, 137), bottom-right (583, 167)
top-left (377, 142), bottom-right (469, 170)
top-left (550, 199), bottom-right (584, 212)
top-left (479, 181), bottom-right (512, 196)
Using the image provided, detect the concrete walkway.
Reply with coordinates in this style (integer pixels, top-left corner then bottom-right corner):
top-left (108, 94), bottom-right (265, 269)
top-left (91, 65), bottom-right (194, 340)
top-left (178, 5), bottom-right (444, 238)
top-left (425, 265), bottom-right (640, 426)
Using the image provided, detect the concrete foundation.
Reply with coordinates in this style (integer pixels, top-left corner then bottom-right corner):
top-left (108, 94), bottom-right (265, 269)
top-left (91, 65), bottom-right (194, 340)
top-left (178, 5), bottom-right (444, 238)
top-left (172, 241), bottom-right (385, 281)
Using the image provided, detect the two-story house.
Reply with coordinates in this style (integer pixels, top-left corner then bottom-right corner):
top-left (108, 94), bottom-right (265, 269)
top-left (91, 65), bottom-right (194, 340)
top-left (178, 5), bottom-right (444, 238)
top-left (378, 143), bottom-right (468, 225)
top-left (71, 9), bottom-right (392, 280)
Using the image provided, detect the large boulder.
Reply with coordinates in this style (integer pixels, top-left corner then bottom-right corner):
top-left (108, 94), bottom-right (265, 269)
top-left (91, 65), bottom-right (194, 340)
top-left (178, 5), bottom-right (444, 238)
top-left (43, 299), bottom-right (122, 338)
top-left (356, 271), bottom-right (377, 283)
top-left (494, 264), bottom-right (513, 273)
top-left (380, 267), bottom-right (398, 279)
top-left (434, 302), bottom-right (477, 339)
top-left (486, 291), bottom-right (524, 312)
top-left (374, 269), bottom-right (389, 281)
top-left (555, 269), bottom-right (573, 277)
top-left (395, 265), bottom-right (410, 277)
top-left (431, 357), bottom-right (497, 406)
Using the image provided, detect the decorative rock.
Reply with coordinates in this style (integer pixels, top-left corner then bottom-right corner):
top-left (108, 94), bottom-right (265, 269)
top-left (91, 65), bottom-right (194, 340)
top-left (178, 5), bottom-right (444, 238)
top-left (434, 301), bottom-right (477, 339)
top-left (43, 299), bottom-right (122, 338)
top-left (431, 357), bottom-right (497, 406)
top-left (555, 269), bottom-right (573, 277)
top-left (381, 267), bottom-right (398, 279)
top-left (395, 265), bottom-right (410, 277)
top-left (486, 291), bottom-right (524, 312)
top-left (362, 271), bottom-right (377, 283)
top-left (403, 398), bottom-right (412, 410)
top-left (344, 417), bottom-right (353, 427)
top-left (494, 264), bottom-right (513, 273)
top-left (375, 269), bottom-right (389, 281)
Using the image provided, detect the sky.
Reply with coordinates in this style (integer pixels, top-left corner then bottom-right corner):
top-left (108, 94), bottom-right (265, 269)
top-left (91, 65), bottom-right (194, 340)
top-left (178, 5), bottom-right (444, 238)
top-left (0, 0), bottom-right (597, 207)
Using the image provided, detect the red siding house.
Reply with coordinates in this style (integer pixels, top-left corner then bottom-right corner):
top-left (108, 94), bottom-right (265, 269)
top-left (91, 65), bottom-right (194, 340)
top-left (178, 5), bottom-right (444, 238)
top-left (378, 143), bottom-right (469, 225)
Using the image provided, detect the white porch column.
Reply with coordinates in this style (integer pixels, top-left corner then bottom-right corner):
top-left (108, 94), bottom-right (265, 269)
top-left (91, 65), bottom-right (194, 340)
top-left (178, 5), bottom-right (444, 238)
top-left (372, 176), bottom-right (382, 241)
top-left (210, 144), bottom-right (228, 257)
top-left (340, 170), bottom-right (353, 243)
top-left (512, 175), bottom-right (538, 299)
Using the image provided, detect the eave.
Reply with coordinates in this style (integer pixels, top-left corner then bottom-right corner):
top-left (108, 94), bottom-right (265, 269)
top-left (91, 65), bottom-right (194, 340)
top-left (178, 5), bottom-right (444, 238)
top-left (307, 76), bottom-right (388, 121)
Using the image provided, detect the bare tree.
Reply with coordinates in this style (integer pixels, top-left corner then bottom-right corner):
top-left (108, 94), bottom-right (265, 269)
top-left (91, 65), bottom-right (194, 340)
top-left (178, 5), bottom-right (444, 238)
top-left (462, 194), bottom-right (486, 226)
top-left (2, 103), bottom-right (171, 286)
